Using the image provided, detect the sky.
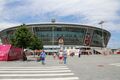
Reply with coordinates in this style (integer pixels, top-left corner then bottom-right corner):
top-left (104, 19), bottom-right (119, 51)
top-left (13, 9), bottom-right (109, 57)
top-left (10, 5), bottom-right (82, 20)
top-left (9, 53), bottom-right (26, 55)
top-left (0, 0), bottom-right (120, 49)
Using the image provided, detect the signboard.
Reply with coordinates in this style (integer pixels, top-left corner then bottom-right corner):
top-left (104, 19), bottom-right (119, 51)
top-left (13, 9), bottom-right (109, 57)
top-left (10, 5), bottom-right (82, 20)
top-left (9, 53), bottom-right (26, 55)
top-left (58, 36), bottom-right (64, 45)
top-left (84, 33), bottom-right (91, 46)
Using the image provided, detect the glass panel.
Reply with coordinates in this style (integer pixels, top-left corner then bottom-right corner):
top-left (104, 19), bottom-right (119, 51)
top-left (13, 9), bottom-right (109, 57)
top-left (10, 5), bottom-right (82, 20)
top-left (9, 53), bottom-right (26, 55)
top-left (35, 27), bottom-right (86, 45)
top-left (91, 30), bottom-right (102, 47)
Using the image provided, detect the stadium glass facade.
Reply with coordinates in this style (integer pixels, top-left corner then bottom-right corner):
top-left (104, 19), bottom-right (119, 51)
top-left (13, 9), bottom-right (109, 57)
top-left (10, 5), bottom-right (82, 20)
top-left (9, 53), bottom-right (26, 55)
top-left (0, 23), bottom-right (111, 52)
top-left (34, 26), bottom-right (86, 45)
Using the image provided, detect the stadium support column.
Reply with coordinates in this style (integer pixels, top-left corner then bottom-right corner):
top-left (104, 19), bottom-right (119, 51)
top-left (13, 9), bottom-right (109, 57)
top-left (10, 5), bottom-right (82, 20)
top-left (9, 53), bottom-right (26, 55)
top-left (32, 27), bottom-right (34, 35)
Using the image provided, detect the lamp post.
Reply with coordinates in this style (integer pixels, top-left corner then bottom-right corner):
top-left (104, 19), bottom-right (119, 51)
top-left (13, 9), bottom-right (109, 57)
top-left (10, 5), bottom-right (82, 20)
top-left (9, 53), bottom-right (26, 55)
top-left (52, 26), bottom-right (54, 45)
top-left (98, 21), bottom-right (105, 48)
top-left (51, 19), bottom-right (56, 45)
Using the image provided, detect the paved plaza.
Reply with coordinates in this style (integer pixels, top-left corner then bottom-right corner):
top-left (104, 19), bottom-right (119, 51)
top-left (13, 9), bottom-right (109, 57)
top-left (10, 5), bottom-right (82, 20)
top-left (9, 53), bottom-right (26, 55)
top-left (0, 54), bottom-right (120, 80)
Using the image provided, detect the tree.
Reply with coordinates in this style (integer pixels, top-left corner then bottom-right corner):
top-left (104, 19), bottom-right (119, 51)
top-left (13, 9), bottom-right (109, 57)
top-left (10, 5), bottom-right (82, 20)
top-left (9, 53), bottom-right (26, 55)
top-left (29, 35), bottom-right (43, 50)
top-left (10, 24), bottom-right (33, 49)
top-left (10, 24), bottom-right (43, 50)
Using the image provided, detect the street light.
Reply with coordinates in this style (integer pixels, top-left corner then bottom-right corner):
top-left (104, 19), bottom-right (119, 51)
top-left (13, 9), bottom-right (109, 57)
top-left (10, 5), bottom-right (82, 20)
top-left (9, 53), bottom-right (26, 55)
top-left (98, 21), bottom-right (105, 48)
top-left (52, 26), bottom-right (54, 45)
top-left (51, 19), bottom-right (56, 45)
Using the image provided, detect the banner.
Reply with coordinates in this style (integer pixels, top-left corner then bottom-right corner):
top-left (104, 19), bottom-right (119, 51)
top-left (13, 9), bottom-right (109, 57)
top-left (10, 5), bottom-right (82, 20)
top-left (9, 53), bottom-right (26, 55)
top-left (0, 44), bottom-right (23, 61)
top-left (0, 45), bottom-right (11, 61)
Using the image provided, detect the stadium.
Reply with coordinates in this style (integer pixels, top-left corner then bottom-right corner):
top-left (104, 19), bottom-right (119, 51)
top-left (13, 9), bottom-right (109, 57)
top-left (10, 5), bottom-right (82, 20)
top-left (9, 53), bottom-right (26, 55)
top-left (0, 22), bottom-right (111, 54)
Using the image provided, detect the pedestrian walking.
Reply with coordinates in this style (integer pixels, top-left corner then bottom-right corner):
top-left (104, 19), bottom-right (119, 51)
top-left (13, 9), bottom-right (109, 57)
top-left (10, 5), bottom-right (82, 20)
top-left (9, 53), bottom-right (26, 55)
top-left (78, 49), bottom-right (81, 58)
top-left (53, 53), bottom-right (57, 60)
top-left (59, 50), bottom-right (63, 64)
top-left (40, 50), bottom-right (46, 65)
top-left (63, 50), bottom-right (67, 64)
top-left (22, 51), bottom-right (27, 61)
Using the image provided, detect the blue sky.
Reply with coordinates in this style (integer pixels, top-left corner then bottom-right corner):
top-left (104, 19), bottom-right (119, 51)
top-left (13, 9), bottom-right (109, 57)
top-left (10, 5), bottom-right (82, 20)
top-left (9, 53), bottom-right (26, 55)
top-left (0, 0), bottom-right (120, 49)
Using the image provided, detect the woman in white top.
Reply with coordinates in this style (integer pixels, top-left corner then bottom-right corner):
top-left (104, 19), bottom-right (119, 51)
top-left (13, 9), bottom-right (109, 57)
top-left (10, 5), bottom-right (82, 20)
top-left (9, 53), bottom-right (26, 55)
top-left (59, 50), bottom-right (63, 64)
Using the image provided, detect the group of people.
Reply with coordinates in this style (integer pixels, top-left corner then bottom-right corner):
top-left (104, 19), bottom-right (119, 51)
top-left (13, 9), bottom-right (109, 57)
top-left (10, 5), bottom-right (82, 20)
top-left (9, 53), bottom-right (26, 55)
top-left (58, 50), bottom-right (67, 64)
top-left (37, 48), bottom-right (82, 65)
top-left (37, 50), bottom-right (67, 65)
top-left (23, 49), bottom-right (81, 64)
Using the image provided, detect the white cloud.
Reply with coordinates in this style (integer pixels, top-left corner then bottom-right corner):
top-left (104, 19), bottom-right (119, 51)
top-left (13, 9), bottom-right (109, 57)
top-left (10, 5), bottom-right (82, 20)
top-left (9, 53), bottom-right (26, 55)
top-left (104, 23), bottom-right (120, 32)
top-left (1, 0), bottom-right (119, 30)
top-left (0, 22), bottom-right (20, 31)
top-left (0, 0), bottom-right (5, 15)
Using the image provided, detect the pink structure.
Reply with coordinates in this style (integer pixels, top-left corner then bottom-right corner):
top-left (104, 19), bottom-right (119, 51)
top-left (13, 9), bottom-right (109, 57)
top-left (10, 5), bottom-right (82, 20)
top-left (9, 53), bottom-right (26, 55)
top-left (0, 44), bottom-right (23, 61)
